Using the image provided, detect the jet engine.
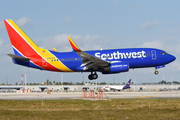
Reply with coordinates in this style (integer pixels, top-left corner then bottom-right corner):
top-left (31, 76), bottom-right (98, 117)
top-left (102, 62), bottom-right (129, 74)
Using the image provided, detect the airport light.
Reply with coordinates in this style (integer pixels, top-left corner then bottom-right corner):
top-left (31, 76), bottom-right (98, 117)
top-left (21, 74), bottom-right (23, 85)
top-left (61, 74), bottom-right (63, 91)
top-left (127, 75), bottom-right (129, 83)
top-left (96, 79), bottom-right (97, 91)
top-left (25, 74), bottom-right (26, 92)
top-left (134, 79), bottom-right (135, 91)
top-left (171, 79), bottom-right (172, 90)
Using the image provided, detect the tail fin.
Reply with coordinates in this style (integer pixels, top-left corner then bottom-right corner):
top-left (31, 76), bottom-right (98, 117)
top-left (123, 79), bottom-right (131, 89)
top-left (4, 19), bottom-right (73, 72)
top-left (4, 19), bottom-right (39, 57)
top-left (68, 36), bottom-right (82, 52)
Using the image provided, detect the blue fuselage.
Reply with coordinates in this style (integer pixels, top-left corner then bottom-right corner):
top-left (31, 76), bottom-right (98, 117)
top-left (48, 48), bottom-right (176, 72)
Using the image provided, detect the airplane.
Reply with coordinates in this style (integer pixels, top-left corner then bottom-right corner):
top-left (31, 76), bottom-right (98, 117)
top-left (102, 79), bottom-right (131, 92)
top-left (4, 19), bottom-right (176, 80)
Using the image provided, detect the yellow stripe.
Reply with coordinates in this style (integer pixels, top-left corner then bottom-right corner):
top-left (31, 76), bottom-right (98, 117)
top-left (8, 19), bottom-right (73, 72)
top-left (8, 19), bottom-right (39, 50)
top-left (133, 96), bottom-right (157, 98)
top-left (38, 48), bottom-right (73, 72)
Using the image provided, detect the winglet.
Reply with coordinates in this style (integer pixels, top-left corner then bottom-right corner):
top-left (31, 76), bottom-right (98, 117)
top-left (53, 47), bottom-right (57, 52)
top-left (68, 36), bottom-right (82, 52)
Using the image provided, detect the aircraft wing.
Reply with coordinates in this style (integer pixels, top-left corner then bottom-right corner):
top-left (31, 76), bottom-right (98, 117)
top-left (68, 36), bottom-right (109, 70)
top-left (7, 54), bottom-right (30, 61)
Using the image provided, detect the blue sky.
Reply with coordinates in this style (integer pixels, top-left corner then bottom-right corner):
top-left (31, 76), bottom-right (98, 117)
top-left (0, 0), bottom-right (180, 84)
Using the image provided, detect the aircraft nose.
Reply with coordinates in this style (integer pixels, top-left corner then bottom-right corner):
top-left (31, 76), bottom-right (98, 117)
top-left (169, 54), bottom-right (176, 62)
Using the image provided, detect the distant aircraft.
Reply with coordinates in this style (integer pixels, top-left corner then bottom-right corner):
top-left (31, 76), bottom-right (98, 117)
top-left (102, 79), bottom-right (131, 92)
top-left (4, 19), bottom-right (176, 80)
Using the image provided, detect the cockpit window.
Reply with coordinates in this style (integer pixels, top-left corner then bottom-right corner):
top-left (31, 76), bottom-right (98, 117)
top-left (161, 52), bottom-right (167, 55)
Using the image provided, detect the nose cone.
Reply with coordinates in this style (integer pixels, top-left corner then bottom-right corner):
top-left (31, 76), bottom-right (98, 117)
top-left (169, 54), bottom-right (176, 62)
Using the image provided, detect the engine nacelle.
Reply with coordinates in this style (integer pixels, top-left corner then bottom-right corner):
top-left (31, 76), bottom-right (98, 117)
top-left (103, 62), bottom-right (129, 74)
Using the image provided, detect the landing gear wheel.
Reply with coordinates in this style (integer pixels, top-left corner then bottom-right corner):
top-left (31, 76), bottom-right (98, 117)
top-left (88, 74), bottom-right (93, 80)
top-left (154, 71), bottom-right (159, 75)
top-left (88, 72), bottom-right (98, 80)
top-left (92, 73), bottom-right (98, 79)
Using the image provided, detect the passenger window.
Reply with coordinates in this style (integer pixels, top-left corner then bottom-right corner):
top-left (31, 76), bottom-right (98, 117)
top-left (75, 58), bottom-right (77, 60)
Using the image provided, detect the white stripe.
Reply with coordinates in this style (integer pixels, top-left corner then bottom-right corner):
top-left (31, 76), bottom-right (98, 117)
top-left (6, 20), bottom-right (63, 71)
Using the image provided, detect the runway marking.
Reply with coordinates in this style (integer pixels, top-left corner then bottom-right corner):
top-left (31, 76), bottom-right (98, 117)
top-left (133, 96), bottom-right (157, 98)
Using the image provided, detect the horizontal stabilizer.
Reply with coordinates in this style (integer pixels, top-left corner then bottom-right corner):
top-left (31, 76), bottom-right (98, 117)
top-left (7, 54), bottom-right (30, 61)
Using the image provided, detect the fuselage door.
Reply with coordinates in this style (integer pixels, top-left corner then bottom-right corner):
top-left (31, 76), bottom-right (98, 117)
top-left (151, 50), bottom-right (156, 60)
top-left (42, 59), bottom-right (47, 67)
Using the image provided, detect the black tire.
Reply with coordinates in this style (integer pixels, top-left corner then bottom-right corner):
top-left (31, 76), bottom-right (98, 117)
top-left (93, 74), bottom-right (98, 79)
top-left (88, 74), bottom-right (93, 80)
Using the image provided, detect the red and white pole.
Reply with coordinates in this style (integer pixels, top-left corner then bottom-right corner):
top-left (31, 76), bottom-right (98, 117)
top-left (21, 74), bottom-right (23, 85)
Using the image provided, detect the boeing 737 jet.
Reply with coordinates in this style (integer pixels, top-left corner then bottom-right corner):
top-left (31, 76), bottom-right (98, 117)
top-left (4, 19), bottom-right (176, 80)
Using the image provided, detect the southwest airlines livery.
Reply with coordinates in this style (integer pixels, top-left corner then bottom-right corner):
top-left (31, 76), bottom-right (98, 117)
top-left (4, 19), bottom-right (176, 80)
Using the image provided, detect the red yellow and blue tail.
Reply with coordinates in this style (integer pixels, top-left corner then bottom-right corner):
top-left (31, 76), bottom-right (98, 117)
top-left (68, 36), bottom-right (82, 52)
top-left (4, 19), bottom-right (72, 72)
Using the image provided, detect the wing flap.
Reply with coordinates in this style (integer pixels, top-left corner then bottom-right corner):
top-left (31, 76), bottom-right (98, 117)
top-left (68, 37), bottom-right (109, 70)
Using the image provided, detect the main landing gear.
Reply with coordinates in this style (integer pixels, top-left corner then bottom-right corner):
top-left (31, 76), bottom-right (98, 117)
top-left (88, 71), bottom-right (98, 80)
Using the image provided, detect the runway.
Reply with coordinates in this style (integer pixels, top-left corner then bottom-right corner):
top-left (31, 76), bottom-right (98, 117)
top-left (0, 91), bottom-right (180, 100)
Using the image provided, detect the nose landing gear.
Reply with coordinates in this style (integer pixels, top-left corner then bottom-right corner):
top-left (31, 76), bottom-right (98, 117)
top-left (88, 71), bottom-right (98, 80)
top-left (154, 70), bottom-right (159, 75)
